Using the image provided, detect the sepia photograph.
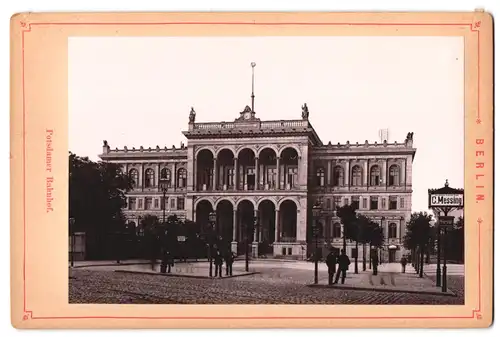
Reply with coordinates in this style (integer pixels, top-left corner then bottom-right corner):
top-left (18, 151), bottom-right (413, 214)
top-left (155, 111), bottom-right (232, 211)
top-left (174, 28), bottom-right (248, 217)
top-left (67, 35), bottom-right (466, 305)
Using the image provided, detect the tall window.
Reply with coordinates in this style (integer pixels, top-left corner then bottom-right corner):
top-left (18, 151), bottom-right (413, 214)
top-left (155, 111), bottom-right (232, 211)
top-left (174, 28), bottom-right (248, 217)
top-left (266, 167), bottom-right (276, 188)
top-left (334, 196), bottom-right (342, 209)
top-left (389, 196), bottom-right (398, 210)
top-left (162, 197), bottom-right (168, 210)
top-left (138, 198), bottom-right (143, 209)
top-left (226, 167), bottom-right (235, 187)
top-left (351, 196), bottom-right (360, 209)
top-left (333, 166), bottom-right (344, 186)
top-left (326, 198), bottom-right (332, 210)
top-left (177, 197), bottom-right (185, 210)
top-left (389, 223), bottom-right (397, 238)
top-left (400, 197), bottom-right (405, 209)
top-left (370, 196), bottom-right (379, 210)
top-left (287, 167), bottom-right (298, 188)
top-left (316, 167), bottom-right (325, 187)
top-left (170, 198), bottom-right (175, 209)
top-left (370, 165), bottom-right (381, 186)
top-left (154, 198), bottom-right (159, 209)
top-left (389, 165), bottom-right (400, 186)
top-left (333, 222), bottom-right (342, 238)
top-left (129, 169), bottom-right (139, 188)
top-left (128, 197), bottom-right (136, 210)
top-left (160, 168), bottom-right (171, 185)
top-left (362, 198), bottom-right (367, 209)
top-left (145, 197), bottom-right (153, 210)
top-left (177, 168), bottom-right (187, 188)
top-left (351, 165), bottom-right (362, 186)
top-left (144, 168), bottom-right (155, 188)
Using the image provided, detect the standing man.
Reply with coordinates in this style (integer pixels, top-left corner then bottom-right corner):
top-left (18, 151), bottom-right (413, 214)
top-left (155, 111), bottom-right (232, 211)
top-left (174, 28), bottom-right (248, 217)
top-left (333, 249), bottom-right (351, 284)
top-left (325, 248), bottom-right (337, 285)
top-left (372, 249), bottom-right (379, 276)
top-left (400, 255), bottom-right (408, 273)
top-left (225, 251), bottom-right (235, 276)
top-left (214, 249), bottom-right (223, 278)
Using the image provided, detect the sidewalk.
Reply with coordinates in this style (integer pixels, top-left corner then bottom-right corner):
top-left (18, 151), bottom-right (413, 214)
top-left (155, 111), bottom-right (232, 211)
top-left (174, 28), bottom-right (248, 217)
top-left (309, 263), bottom-right (456, 297)
top-left (75, 261), bottom-right (258, 279)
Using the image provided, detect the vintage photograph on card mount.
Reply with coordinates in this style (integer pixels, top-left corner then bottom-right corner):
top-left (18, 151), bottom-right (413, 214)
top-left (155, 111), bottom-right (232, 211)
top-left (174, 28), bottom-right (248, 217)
top-left (11, 12), bottom-right (492, 328)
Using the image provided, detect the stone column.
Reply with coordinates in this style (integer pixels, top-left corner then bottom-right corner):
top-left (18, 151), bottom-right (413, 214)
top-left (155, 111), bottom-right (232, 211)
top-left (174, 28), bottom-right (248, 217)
top-left (276, 157), bottom-right (281, 190)
top-left (233, 157), bottom-right (238, 190)
top-left (231, 209), bottom-right (238, 253)
top-left (212, 158), bottom-right (217, 190)
top-left (327, 160), bottom-right (332, 186)
top-left (363, 160), bottom-right (369, 187)
top-left (345, 160), bottom-right (350, 186)
top-left (255, 157), bottom-right (259, 190)
top-left (193, 157), bottom-right (197, 191)
top-left (274, 209), bottom-right (280, 242)
top-left (172, 163), bottom-right (177, 190)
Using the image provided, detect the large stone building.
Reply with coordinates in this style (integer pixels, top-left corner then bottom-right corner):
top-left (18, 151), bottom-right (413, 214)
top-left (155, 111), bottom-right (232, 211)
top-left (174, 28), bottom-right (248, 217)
top-left (100, 104), bottom-right (416, 262)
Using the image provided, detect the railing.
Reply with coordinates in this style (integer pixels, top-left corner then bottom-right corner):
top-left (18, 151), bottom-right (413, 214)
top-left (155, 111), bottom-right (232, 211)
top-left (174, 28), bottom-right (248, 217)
top-left (193, 120), bottom-right (309, 131)
top-left (279, 237), bottom-right (297, 243)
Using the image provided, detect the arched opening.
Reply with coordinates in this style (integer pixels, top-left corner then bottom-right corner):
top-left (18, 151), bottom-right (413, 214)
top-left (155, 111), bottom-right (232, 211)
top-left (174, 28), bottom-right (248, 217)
top-left (389, 223), bottom-right (397, 238)
top-left (351, 165), bottom-right (362, 186)
top-left (236, 200), bottom-right (255, 254)
top-left (237, 149), bottom-right (256, 190)
top-left (258, 200), bottom-right (276, 255)
top-left (196, 149), bottom-right (214, 191)
top-left (316, 167), bottom-right (325, 187)
top-left (333, 166), bottom-right (344, 187)
top-left (216, 200), bottom-right (234, 247)
top-left (144, 168), bottom-right (155, 188)
top-left (388, 164), bottom-right (400, 186)
top-left (160, 167), bottom-right (172, 187)
top-left (281, 147), bottom-right (299, 189)
top-left (195, 200), bottom-right (213, 232)
top-left (129, 169), bottom-right (138, 188)
top-left (259, 148), bottom-right (278, 190)
top-left (216, 149), bottom-right (236, 191)
top-left (279, 200), bottom-right (297, 241)
top-left (370, 165), bottom-right (381, 186)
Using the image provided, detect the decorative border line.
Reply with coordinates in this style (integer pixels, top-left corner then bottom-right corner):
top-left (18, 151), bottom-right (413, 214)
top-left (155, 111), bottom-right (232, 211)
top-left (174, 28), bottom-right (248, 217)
top-left (19, 20), bottom-right (484, 322)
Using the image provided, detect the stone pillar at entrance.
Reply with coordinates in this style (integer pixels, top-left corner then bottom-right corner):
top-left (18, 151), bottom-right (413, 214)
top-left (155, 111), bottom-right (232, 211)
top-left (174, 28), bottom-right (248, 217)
top-left (231, 209), bottom-right (238, 254)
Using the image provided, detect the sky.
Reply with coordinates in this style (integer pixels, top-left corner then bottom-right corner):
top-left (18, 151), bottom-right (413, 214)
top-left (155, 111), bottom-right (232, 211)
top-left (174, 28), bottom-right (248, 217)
top-left (69, 36), bottom-right (464, 213)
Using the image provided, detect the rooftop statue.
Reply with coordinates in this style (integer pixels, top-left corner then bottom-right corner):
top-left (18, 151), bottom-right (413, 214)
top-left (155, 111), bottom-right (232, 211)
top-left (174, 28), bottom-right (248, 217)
top-left (189, 107), bottom-right (196, 123)
top-left (301, 103), bottom-right (309, 120)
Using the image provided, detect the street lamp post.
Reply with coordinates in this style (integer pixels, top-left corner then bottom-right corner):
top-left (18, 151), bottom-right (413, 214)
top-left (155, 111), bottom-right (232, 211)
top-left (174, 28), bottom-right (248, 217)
top-left (160, 180), bottom-right (170, 225)
top-left (312, 202), bottom-right (322, 285)
top-left (442, 226), bottom-right (448, 293)
top-left (69, 217), bottom-right (75, 267)
top-left (208, 211), bottom-right (217, 277)
top-left (245, 215), bottom-right (257, 272)
top-left (436, 222), bottom-right (442, 287)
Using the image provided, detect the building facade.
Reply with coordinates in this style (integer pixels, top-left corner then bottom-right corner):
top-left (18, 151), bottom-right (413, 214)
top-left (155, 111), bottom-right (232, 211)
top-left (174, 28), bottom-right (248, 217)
top-left (99, 105), bottom-right (416, 262)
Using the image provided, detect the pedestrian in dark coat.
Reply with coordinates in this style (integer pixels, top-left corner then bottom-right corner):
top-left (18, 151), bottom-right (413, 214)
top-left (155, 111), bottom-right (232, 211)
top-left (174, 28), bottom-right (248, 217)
top-left (333, 249), bottom-right (350, 284)
top-left (214, 250), bottom-right (223, 277)
top-left (400, 256), bottom-right (407, 273)
top-left (161, 250), bottom-right (174, 273)
top-left (225, 251), bottom-right (235, 276)
top-left (372, 250), bottom-right (379, 276)
top-left (325, 249), bottom-right (337, 285)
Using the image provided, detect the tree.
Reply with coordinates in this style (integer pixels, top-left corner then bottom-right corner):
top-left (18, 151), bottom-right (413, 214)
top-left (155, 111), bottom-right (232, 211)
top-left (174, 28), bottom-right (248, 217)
top-left (403, 212), bottom-right (433, 278)
top-left (69, 153), bottom-right (132, 259)
top-left (365, 219), bottom-right (384, 271)
top-left (357, 214), bottom-right (371, 271)
top-left (445, 216), bottom-right (464, 263)
top-left (336, 204), bottom-right (357, 251)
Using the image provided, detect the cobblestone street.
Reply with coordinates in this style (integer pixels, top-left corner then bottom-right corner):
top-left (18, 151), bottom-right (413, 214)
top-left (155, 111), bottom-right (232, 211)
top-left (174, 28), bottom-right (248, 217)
top-left (69, 263), bottom-right (465, 305)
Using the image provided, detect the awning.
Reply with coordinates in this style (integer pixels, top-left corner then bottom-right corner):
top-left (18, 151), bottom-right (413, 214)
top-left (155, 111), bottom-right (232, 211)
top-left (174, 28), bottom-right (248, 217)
top-left (388, 245), bottom-right (397, 249)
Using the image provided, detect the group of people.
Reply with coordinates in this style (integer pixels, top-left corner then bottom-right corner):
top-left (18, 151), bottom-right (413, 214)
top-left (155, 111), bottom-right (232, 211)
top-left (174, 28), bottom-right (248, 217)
top-left (213, 249), bottom-right (236, 277)
top-left (325, 248), bottom-right (411, 285)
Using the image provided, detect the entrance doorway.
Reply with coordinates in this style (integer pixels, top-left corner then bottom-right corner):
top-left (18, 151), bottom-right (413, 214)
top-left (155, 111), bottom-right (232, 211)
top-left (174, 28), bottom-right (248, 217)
top-left (389, 249), bottom-right (396, 262)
